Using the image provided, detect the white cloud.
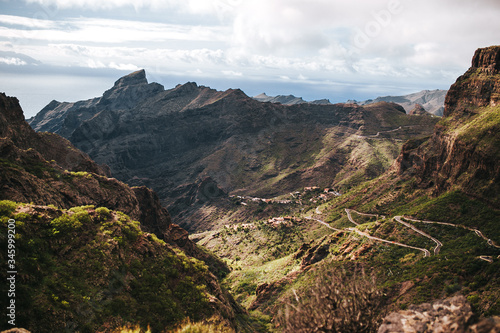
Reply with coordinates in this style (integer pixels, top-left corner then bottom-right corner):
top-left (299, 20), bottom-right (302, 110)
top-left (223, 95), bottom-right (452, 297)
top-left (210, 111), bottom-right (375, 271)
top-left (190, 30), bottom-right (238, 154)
top-left (23, 0), bottom-right (242, 17)
top-left (0, 14), bottom-right (58, 29)
top-left (0, 57), bottom-right (28, 65)
top-left (0, 15), bottom-right (228, 44)
top-left (109, 62), bottom-right (140, 71)
top-left (2, 0), bottom-right (500, 114)
top-left (222, 70), bottom-right (242, 76)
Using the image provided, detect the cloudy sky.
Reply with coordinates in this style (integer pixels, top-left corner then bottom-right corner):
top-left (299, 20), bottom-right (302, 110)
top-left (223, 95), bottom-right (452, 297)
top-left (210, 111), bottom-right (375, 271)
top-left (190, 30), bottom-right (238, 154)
top-left (1, 0), bottom-right (499, 117)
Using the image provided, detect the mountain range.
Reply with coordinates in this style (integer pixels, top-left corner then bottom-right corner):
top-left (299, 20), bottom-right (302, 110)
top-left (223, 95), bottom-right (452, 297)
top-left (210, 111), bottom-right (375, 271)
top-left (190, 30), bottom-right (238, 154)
top-left (253, 89), bottom-right (446, 116)
top-left (1, 46), bottom-right (499, 332)
top-left (347, 89), bottom-right (447, 116)
top-left (0, 91), bottom-right (242, 332)
top-left (252, 93), bottom-right (331, 105)
top-left (28, 70), bottom-right (439, 232)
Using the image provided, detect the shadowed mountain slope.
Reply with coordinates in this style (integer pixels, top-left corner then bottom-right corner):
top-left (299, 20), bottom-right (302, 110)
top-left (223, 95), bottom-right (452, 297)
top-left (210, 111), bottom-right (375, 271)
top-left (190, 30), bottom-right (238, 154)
top-left (28, 72), bottom-right (439, 231)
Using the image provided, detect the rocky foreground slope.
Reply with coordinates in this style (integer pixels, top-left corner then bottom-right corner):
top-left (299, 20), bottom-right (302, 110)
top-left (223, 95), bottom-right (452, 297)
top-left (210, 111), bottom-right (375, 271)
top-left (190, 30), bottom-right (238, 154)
top-left (28, 71), bottom-right (438, 231)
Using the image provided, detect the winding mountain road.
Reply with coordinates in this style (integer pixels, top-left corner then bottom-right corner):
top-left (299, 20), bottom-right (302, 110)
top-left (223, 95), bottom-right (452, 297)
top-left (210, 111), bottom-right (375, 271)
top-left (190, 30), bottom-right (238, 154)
top-left (306, 214), bottom-right (431, 257)
top-left (347, 227), bottom-right (431, 257)
top-left (344, 208), bottom-right (359, 225)
top-left (343, 209), bottom-right (430, 257)
top-left (403, 216), bottom-right (500, 250)
top-left (356, 126), bottom-right (403, 139)
top-left (304, 216), bottom-right (343, 232)
top-left (394, 216), bottom-right (443, 255)
top-left (308, 208), bottom-right (497, 262)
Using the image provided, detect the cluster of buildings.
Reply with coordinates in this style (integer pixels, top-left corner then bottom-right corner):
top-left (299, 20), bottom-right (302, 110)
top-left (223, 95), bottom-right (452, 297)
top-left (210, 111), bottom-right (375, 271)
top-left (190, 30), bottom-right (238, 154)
top-left (230, 187), bottom-right (342, 206)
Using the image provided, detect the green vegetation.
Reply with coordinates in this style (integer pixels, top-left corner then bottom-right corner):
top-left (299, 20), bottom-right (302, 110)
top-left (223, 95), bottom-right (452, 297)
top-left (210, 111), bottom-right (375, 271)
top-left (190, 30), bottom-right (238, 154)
top-left (195, 173), bottom-right (499, 331)
top-left (0, 203), bottom-right (217, 333)
top-left (0, 200), bottom-right (17, 216)
top-left (171, 318), bottom-right (235, 333)
top-left (69, 171), bottom-right (93, 179)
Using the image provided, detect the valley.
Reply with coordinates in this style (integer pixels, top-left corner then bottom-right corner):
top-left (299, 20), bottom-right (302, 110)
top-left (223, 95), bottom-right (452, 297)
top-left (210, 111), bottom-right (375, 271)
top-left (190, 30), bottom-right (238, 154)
top-left (1, 45), bottom-right (499, 332)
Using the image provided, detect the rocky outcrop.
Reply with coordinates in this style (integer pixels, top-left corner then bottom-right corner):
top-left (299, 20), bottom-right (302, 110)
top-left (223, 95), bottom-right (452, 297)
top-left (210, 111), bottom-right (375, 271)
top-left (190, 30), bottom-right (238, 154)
top-left (0, 93), bottom-right (107, 176)
top-left (471, 46), bottom-right (500, 73)
top-left (378, 296), bottom-right (500, 333)
top-left (394, 46), bottom-right (500, 204)
top-left (27, 69), bottom-right (163, 137)
top-left (409, 103), bottom-right (429, 116)
top-left (98, 69), bottom-right (164, 112)
top-left (444, 46), bottom-right (500, 116)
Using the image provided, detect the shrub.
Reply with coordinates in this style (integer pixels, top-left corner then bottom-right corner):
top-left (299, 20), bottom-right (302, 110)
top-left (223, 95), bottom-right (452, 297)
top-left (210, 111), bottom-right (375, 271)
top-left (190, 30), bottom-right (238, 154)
top-left (69, 205), bottom-right (94, 213)
top-left (0, 200), bottom-right (17, 216)
top-left (172, 318), bottom-right (234, 333)
top-left (96, 207), bottom-right (112, 221)
top-left (276, 266), bottom-right (385, 332)
top-left (115, 325), bottom-right (151, 333)
top-left (72, 211), bottom-right (92, 225)
top-left (50, 214), bottom-right (82, 233)
top-left (69, 171), bottom-right (93, 179)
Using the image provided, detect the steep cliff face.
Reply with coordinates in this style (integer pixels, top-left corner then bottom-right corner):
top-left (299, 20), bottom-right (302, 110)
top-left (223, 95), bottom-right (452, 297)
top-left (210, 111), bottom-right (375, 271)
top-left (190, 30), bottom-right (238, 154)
top-left (0, 93), bottom-right (106, 176)
top-left (395, 46), bottom-right (500, 204)
top-left (445, 46), bottom-right (500, 116)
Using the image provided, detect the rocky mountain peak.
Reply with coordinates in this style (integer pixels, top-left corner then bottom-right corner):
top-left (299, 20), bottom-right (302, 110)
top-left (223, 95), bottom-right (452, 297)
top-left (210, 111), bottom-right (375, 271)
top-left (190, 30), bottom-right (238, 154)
top-left (174, 81), bottom-right (199, 94)
top-left (395, 46), bottom-right (500, 204)
top-left (444, 45), bottom-right (500, 117)
top-left (1, 92), bottom-right (42, 148)
top-left (99, 69), bottom-right (163, 110)
top-left (112, 69), bottom-right (148, 88)
top-left (471, 45), bottom-right (500, 73)
top-left (408, 103), bottom-right (428, 116)
top-left (0, 93), bottom-right (24, 123)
